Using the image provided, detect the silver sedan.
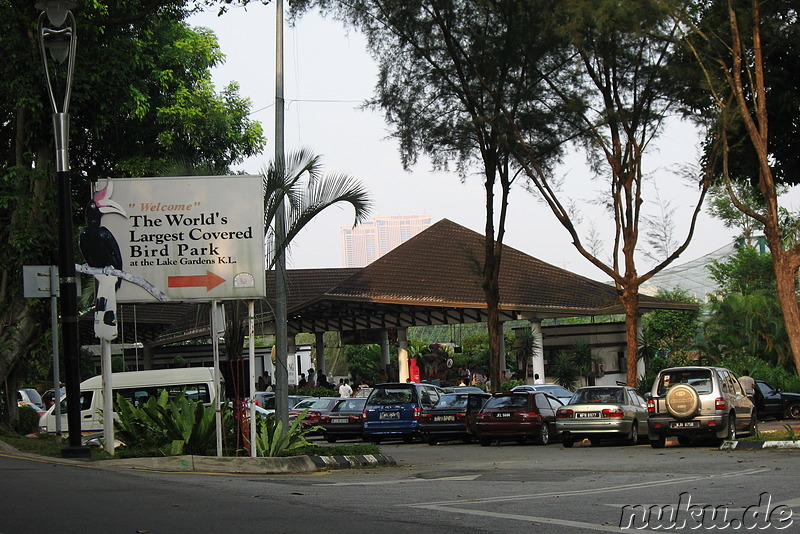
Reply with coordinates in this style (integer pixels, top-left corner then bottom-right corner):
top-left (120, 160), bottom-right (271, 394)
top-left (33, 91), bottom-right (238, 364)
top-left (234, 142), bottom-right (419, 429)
top-left (556, 386), bottom-right (648, 447)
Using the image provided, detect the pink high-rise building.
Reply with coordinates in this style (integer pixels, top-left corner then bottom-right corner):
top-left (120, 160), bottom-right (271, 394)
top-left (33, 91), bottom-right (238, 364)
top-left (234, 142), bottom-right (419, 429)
top-left (341, 215), bottom-right (432, 267)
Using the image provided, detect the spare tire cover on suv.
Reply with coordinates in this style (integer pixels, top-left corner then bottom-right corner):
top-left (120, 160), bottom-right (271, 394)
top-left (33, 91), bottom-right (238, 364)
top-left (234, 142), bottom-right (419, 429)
top-left (665, 384), bottom-right (700, 419)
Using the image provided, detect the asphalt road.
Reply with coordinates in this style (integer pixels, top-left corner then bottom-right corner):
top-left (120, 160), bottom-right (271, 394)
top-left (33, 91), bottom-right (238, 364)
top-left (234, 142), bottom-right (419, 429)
top-left (2, 436), bottom-right (799, 534)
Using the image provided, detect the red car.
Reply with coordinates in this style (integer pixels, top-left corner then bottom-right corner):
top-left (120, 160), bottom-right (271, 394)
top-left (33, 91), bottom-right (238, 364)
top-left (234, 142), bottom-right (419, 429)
top-left (288, 397), bottom-right (341, 431)
top-left (475, 391), bottom-right (563, 446)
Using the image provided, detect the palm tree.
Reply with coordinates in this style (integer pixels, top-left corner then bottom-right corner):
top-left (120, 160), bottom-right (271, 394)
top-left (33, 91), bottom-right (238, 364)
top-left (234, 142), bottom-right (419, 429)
top-left (263, 148), bottom-right (371, 268)
top-left (225, 148), bottom-right (372, 395)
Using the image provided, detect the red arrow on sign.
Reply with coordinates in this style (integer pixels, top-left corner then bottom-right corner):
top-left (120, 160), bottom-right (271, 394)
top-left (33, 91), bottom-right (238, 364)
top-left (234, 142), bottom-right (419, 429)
top-left (168, 271), bottom-right (226, 291)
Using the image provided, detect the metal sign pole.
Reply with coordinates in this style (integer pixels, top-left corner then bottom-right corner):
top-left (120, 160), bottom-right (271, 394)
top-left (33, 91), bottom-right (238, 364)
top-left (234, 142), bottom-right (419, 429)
top-left (49, 266), bottom-right (62, 435)
top-left (212, 300), bottom-right (222, 457)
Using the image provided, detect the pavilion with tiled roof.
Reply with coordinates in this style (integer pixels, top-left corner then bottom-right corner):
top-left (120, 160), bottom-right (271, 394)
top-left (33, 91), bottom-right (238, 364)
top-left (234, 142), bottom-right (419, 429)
top-left (85, 219), bottom-right (692, 381)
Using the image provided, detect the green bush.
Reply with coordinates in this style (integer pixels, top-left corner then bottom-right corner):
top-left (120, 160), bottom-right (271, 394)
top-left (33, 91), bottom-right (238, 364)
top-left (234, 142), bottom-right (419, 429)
top-left (114, 391), bottom-right (232, 456)
top-left (254, 410), bottom-right (318, 457)
top-left (13, 405), bottom-right (40, 435)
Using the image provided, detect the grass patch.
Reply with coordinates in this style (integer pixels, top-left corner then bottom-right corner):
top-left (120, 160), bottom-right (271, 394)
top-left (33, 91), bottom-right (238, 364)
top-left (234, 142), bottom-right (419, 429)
top-left (740, 425), bottom-right (800, 442)
top-left (0, 430), bottom-right (110, 459)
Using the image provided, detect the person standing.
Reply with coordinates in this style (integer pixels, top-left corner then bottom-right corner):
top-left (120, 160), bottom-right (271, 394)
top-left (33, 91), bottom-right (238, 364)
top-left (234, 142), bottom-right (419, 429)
top-left (307, 368), bottom-right (316, 388)
top-left (339, 378), bottom-right (353, 398)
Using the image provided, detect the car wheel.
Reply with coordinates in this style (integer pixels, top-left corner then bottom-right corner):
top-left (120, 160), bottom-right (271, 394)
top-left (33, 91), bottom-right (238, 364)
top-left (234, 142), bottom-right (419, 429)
top-left (650, 435), bottom-right (666, 448)
top-left (427, 437), bottom-right (439, 446)
top-left (785, 401), bottom-right (800, 419)
top-left (562, 438), bottom-right (575, 448)
top-left (479, 437), bottom-right (492, 447)
top-left (534, 424), bottom-right (550, 446)
top-left (589, 437), bottom-right (602, 447)
top-left (627, 421), bottom-right (639, 445)
top-left (325, 435), bottom-right (338, 443)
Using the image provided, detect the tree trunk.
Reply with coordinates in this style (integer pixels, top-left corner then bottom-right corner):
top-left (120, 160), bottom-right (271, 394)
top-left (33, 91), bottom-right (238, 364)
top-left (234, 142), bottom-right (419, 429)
top-left (619, 284), bottom-right (641, 387)
top-left (767, 245), bottom-right (800, 374)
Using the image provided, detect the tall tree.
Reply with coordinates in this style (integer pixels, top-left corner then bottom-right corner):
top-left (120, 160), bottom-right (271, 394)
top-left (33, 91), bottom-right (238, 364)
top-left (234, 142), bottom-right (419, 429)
top-left (674, 0), bottom-right (800, 374)
top-left (502, 0), bottom-right (709, 385)
top-left (0, 1), bottom-right (264, 423)
top-left (291, 0), bottom-right (573, 390)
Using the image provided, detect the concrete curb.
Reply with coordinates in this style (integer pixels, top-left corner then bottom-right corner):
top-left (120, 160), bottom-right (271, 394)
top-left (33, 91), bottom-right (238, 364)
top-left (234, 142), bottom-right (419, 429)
top-left (720, 440), bottom-right (800, 450)
top-left (1, 439), bottom-right (395, 474)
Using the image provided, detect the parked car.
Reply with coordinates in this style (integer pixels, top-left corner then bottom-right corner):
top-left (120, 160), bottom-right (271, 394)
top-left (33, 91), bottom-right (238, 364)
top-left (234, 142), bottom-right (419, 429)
top-left (289, 397), bottom-right (341, 430)
top-left (362, 382), bottom-right (444, 443)
top-left (318, 398), bottom-right (368, 443)
top-left (556, 385), bottom-right (648, 447)
top-left (475, 391), bottom-right (562, 446)
top-left (257, 395), bottom-right (313, 416)
top-left (511, 384), bottom-right (574, 404)
top-left (755, 380), bottom-right (800, 420)
top-left (18, 388), bottom-right (44, 411)
top-left (419, 391), bottom-right (491, 445)
top-left (647, 366), bottom-right (756, 448)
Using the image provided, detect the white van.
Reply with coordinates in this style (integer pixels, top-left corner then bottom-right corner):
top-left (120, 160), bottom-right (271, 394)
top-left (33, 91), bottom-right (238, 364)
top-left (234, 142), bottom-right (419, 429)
top-left (38, 367), bottom-right (221, 435)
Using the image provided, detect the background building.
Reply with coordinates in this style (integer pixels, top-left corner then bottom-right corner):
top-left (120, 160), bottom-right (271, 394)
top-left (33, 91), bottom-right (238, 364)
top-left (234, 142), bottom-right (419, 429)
top-left (341, 215), bottom-right (432, 267)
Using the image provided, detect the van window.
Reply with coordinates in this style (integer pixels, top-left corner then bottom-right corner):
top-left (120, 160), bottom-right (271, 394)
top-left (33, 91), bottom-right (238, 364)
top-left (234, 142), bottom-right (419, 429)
top-left (368, 387), bottom-right (414, 406)
top-left (657, 369), bottom-right (713, 395)
top-left (115, 384), bottom-right (211, 406)
top-left (60, 391), bottom-right (93, 412)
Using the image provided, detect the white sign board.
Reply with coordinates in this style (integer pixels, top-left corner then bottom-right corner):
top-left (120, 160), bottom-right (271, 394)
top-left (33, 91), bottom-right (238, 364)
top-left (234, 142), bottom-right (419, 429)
top-left (94, 176), bottom-right (266, 302)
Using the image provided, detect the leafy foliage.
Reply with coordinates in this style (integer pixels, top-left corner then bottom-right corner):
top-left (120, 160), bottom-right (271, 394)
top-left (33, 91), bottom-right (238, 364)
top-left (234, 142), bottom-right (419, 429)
top-left (254, 410), bottom-right (318, 457)
top-left (707, 246), bottom-right (776, 295)
top-left (13, 405), bottom-right (41, 435)
top-left (642, 288), bottom-right (701, 357)
top-left (114, 390), bottom-right (231, 456)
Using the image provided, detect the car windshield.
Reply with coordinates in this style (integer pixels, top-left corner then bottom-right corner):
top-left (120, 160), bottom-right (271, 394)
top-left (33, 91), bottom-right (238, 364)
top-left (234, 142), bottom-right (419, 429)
top-left (295, 399), bottom-right (332, 410)
top-left (368, 387), bottom-right (414, 406)
top-left (657, 369), bottom-right (714, 395)
top-left (542, 386), bottom-right (572, 398)
top-left (484, 394), bottom-right (527, 409)
top-left (333, 399), bottom-right (366, 412)
top-left (572, 388), bottom-right (624, 404)
top-left (434, 394), bottom-right (467, 409)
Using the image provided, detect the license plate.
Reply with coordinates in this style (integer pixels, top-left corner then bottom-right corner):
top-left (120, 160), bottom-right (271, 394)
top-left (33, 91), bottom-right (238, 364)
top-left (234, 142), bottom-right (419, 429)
top-left (670, 421), bottom-right (699, 429)
top-left (380, 411), bottom-right (400, 419)
top-left (495, 412), bottom-right (512, 418)
top-left (331, 418), bottom-right (349, 424)
top-left (576, 412), bottom-right (600, 418)
top-left (434, 415), bottom-right (455, 422)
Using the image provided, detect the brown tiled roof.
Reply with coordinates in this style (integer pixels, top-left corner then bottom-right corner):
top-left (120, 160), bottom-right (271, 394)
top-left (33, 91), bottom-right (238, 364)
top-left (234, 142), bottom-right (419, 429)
top-left (81, 219), bottom-right (693, 344)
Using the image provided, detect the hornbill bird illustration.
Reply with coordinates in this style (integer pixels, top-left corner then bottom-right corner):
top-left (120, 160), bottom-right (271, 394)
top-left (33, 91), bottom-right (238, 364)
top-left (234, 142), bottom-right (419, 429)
top-left (79, 182), bottom-right (127, 341)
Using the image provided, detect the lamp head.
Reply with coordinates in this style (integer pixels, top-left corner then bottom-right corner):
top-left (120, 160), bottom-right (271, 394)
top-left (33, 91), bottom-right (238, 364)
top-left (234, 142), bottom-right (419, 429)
top-left (35, 1), bottom-right (77, 28)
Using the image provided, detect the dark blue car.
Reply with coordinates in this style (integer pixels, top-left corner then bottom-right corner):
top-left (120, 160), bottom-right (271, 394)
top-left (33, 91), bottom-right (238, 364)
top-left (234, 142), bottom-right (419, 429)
top-left (362, 382), bottom-right (443, 443)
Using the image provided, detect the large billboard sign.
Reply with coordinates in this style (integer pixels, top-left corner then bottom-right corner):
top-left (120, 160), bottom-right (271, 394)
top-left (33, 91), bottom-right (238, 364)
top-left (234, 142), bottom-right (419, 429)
top-left (86, 175), bottom-right (266, 303)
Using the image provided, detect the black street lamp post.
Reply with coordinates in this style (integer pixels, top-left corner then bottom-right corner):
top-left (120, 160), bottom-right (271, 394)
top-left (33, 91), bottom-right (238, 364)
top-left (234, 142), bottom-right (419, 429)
top-left (36, 0), bottom-right (89, 458)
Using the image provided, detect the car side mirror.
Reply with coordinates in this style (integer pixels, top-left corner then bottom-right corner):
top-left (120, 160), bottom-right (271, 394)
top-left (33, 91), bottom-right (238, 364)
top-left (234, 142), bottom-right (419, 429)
top-left (644, 392), bottom-right (652, 400)
top-left (745, 388), bottom-right (754, 396)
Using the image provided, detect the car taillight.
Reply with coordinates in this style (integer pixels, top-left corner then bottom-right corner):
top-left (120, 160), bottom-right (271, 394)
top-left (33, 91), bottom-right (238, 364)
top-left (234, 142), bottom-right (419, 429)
top-left (455, 412), bottom-right (466, 420)
top-left (715, 397), bottom-right (727, 410)
top-left (351, 415), bottom-right (364, 423)
top-left (601, 408), bottom-right (624, 418)
top-left (413, 406), bottom-right (422, 420)
top-left (519, 411), bottom-right (539, 420)
top-left (320, 415), bottom-right (330, 423)
top-left (647, 399), bottom-right (656, 413)
top-left (307, 411), bottom-right (320, 420)
top-left (418, 411), bottom-right (432, 421)
top-left (477, 412), bottom-right (488, 420)
top-left (362, 409), bottom-right (367, 419)
top-left (556, 409), bottom-right (574, 419)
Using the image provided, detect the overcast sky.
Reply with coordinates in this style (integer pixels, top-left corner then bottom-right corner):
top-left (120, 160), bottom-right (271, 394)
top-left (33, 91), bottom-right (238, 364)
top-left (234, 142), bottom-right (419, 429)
top-left (187, 4), bottom-right (797, 282)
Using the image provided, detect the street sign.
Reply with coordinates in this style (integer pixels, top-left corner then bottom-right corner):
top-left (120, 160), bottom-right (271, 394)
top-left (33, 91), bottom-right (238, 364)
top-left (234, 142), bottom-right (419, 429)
top-left (92, 175), bottom-right (266, 302)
